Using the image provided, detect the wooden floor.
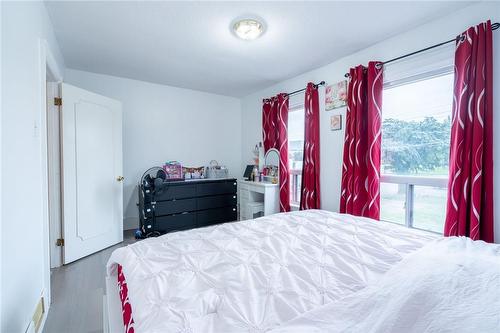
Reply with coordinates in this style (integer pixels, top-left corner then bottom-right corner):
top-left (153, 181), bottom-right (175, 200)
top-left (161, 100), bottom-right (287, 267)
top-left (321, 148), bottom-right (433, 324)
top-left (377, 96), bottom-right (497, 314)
top-left (43, 231), bottom-right (136, 333)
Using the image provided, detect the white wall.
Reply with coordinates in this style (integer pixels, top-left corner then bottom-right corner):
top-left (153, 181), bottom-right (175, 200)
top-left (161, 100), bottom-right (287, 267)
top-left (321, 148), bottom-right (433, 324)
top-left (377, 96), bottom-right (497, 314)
top-left (0, 1), bottom-right (3, 329)
top-left (65, 69), bottom-right (242, 230)
top-left (241, 2), bottom-right (500, 243)
top-left (1, 2), bottom-right (65, 332)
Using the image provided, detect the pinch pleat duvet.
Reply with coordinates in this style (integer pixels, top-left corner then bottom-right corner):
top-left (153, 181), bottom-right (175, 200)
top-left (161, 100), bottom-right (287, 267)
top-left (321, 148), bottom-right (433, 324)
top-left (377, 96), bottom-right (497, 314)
top-left (107, 210), bottom-right (438, 333)
top-left (271, 237), bottom-right (500, 332)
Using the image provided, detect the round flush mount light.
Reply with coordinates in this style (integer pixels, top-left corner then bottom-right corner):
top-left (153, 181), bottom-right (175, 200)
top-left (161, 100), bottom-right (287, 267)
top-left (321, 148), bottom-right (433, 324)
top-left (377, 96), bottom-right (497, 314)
top-left (232, 18), bottom-right (265, 40)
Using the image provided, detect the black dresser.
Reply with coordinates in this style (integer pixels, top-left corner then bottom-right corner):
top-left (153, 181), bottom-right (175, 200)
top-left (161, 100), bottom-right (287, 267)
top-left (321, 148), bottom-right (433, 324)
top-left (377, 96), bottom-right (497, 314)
top-left (138, 178), bottom-right (237, 236)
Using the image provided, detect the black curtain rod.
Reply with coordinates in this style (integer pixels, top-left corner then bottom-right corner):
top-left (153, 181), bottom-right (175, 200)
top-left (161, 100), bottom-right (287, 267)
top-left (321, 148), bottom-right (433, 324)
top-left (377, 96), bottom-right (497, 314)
top-left (344, 22), bottom-right (500, 78)
top-left (263, 81), bottom-right (326, 102)
top-left (287, 81), bottom-right (326, 97)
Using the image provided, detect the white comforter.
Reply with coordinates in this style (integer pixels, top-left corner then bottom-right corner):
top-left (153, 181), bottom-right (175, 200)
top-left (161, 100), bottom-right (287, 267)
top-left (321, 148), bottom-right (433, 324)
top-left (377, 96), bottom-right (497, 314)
top-left (271, 237), bottom-right (500, 333)
top-left (107, 210), bottom-right (436, 333)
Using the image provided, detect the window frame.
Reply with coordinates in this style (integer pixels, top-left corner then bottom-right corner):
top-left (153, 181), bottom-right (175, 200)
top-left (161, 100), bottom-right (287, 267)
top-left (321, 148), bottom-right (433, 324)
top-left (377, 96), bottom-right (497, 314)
top-left (380, 67), bottom-right (453, 233)
top-left (383, 66), bottom-right (453, 90)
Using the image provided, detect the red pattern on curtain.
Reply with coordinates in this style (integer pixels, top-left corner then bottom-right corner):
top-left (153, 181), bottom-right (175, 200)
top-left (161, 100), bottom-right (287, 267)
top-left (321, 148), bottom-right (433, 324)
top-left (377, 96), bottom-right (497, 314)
top-left (339, 62), bottom-right (383, 219)
top-left (277, 94), bottom-right (291, 212)
top-left (444, 21), bottom-right (494, 242)
top-left (262, 94), bottom-right (290, 212)
top-left (262, 100), bottom-right (277, 152)
top-left (300, 83), bottom-right (321, 210)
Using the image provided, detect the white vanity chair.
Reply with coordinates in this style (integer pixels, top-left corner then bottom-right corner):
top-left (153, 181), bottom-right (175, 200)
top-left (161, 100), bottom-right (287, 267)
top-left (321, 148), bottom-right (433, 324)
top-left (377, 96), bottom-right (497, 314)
top-left (238, 148), bottom-right (280, 220)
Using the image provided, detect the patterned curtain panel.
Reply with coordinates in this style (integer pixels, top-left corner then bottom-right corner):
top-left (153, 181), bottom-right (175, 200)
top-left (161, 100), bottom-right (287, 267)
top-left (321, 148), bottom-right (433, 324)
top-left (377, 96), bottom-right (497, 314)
top-left (339, 62), bottom-right (383, 219)
top-left (300, 83), bottom-right (321, 210)
top-left (444, 21), bottom-right (494, 242)
top-left (262, 94), bottom-right (290, 212)
top-left (262, 99), bottom-right (278, 152)
top-left (277, 94), bottom-right (291, 212)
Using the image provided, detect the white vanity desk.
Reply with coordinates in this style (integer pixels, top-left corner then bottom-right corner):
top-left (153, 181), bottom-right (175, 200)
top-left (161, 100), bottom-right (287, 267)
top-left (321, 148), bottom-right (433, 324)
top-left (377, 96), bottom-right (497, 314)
top-left (238, 180), bottom-right (279, 220)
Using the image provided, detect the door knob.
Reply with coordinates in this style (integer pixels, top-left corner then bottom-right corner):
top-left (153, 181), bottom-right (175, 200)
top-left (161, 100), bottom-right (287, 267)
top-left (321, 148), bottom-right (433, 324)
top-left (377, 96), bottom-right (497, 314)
top-left (116, 176), bottom-right (124, 182)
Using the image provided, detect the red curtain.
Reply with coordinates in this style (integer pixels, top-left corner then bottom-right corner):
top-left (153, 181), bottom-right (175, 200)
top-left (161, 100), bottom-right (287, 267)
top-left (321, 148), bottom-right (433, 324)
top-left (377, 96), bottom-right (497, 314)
top-left (300, 83), bottom-right (321, 210)
top-left (444, 21), bottom-right (494, 242)
top-left (262, 99), bottom-right (278, 152)
top-left (339, 62), bottom-right (383, 219)
top-left (277, 94), bottom-right (291, 212)
top-left (262, 94), bottom-right (290, 212)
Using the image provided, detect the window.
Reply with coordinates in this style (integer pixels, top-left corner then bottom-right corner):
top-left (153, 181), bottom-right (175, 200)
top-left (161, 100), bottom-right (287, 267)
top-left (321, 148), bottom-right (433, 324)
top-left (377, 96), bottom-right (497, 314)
top-left (288, 106), bottom-right (304, 206)
top-left (381, 67), bottom-right (453, 233)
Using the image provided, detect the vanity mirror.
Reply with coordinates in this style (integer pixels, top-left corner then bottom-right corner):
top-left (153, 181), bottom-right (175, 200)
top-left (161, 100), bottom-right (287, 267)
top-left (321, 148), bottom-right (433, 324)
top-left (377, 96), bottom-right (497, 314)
top-left (263, 148), bottom-right (279, 183)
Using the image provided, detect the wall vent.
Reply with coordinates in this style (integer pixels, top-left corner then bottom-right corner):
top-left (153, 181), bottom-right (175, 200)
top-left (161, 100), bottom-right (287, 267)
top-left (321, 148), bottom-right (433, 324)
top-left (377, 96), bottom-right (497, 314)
top-left (32, 297), bottom-right (45, 332)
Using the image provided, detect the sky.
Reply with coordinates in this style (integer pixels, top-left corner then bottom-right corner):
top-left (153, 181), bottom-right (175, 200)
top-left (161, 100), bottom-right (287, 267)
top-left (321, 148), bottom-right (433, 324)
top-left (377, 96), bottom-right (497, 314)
top-left (288, 108), bottom-right (305, 142)
top-left (383, 73), bottom-right (454, 122)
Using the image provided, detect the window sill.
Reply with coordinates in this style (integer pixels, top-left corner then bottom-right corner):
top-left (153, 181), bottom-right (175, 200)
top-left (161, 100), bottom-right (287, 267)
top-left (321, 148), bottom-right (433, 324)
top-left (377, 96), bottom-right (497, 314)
top-left (381, 174), bottom-right (448, 187)
top-left (380, 219), bottom-right (443, 235)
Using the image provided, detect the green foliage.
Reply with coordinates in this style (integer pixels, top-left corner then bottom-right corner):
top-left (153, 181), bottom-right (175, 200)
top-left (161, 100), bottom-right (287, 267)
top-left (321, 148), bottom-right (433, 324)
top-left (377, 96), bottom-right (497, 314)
top-left (382, 117), bottom-right (451, 174)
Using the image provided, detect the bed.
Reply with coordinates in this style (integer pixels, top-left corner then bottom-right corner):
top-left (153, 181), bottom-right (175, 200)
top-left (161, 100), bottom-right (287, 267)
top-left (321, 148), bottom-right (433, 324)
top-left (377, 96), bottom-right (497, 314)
top-left (270, 236), bottom-right (500, 332)
top-left (106, 210), bottom-right (500, 332)
top-left (106, 209), bottom-right (445, 332)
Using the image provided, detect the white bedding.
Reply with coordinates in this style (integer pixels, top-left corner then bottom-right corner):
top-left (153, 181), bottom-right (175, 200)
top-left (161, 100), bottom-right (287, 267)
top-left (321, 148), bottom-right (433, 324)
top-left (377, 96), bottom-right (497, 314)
top-left (107, 209), bottom-right (437, 333)
top-left (271, 237), bottom-right (500, 333)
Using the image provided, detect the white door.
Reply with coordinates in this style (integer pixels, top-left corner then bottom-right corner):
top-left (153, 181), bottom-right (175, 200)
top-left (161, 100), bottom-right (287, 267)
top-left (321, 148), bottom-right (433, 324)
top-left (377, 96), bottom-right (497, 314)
top-left (61, 83), bottom-right (123, 264)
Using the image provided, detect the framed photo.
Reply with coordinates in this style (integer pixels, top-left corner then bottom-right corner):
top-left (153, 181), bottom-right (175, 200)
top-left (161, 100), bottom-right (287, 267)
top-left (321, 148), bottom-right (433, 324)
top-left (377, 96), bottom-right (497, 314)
top-left (325, 80), bottom-right (347, 110)
top-left (330, 115), bottom-right (342, 131)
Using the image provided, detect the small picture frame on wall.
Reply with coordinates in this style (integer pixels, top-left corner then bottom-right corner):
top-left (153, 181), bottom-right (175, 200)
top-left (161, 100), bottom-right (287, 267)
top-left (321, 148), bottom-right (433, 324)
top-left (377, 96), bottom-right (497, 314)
top-left (325, 80), bottom-right (347, 110)
top-left (330, 115), bottom-right (342, 131)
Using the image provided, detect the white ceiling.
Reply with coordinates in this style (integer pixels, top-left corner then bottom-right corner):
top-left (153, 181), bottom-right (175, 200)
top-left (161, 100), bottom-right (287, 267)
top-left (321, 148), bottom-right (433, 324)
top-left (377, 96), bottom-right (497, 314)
top-left (45, 1), bottom-right (473, 97)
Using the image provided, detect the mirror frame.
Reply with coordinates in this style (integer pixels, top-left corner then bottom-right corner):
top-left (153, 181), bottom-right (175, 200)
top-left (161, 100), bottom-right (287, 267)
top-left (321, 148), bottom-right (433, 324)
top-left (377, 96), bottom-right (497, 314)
top-left (264, 148), bottom-right (279, 166)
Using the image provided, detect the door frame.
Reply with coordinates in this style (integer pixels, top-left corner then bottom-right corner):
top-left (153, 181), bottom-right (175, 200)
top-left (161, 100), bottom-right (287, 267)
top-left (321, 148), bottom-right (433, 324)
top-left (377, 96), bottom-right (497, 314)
top-left (46, 81), bottom-right (62, 268)
top-left (39, 39), bottom-right (63, 319)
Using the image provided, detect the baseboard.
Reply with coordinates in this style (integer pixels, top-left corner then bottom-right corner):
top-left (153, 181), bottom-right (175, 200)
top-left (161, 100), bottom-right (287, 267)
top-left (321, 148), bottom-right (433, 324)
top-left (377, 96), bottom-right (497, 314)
top-left (123, 217), bottom-right (137, 231)
top-left (25, 321), bottom-right (36, 333)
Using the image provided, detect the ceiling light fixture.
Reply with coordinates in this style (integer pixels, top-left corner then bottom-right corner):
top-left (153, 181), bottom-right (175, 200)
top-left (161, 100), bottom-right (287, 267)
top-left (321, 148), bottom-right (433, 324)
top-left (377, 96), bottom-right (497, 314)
top-left (232, 18), bottom-right (265, 41)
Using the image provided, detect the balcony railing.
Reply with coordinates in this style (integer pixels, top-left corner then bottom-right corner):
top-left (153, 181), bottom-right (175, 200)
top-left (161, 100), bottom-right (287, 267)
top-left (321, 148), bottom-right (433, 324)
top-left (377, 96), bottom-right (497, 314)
top-left (380, 174), bottom-right (448, 233)
top-left (290, 169), bottom-right (302, 206)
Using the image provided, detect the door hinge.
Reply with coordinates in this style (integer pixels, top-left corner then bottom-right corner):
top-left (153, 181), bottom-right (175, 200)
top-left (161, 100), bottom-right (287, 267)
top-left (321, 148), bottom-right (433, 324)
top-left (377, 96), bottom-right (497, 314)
top-left (54, 97), bottom-right (62, 106)
top-left (56, 238), bottom-right (64, 246)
